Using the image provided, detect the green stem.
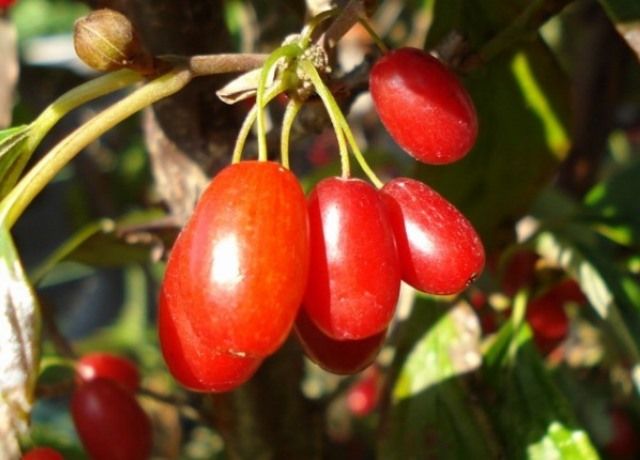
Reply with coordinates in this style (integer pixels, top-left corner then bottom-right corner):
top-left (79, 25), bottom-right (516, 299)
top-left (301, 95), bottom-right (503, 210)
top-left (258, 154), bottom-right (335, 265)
top-left (0, 68), bottom-right (192, 229)
top-left (299, 60), bottom-right (350, 178)
top-left (28, 69), bottom-right (143, 151)
top-left (280, 97), bottom-right (303, 169)
top-left (302, 60), bottom-right (384, 187)
top-left (300, 8), bottom-right (338, 48)
top-left (231, 81), bottom-right (287, 164)
top-left (357, 16), bottom-right (389, 53)
top-left (2, 69), bottom-right (142, 198)
top-left (256, 44), bottom-right (301, 162)
top-left (30, 219), bottom-right (115, 286)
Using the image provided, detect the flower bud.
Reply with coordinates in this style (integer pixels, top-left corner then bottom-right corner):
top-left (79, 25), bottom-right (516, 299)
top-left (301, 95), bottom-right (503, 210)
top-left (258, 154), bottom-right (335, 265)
top-left (73, 8), bottom-right (152, 73)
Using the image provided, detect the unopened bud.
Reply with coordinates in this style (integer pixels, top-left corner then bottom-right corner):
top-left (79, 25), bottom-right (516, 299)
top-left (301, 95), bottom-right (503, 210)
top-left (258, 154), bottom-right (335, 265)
top-left (73, 8), bottom-right (152, 73)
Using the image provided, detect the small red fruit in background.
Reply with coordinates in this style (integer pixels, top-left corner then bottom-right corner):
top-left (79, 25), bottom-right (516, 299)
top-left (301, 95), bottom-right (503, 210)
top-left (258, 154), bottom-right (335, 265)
top-left (303, 177), bottom-right (400, 340)
top-left (499, 250), bottom-right (539, 295)
top-left (369, 47), bottom-right (478, 165)
top-left (605, 408), bottom-right (640, 459)
top-left (71, 378), bottom-right (152, 460)
top-left (346, 367), bottom-right (382, 417)
top-left (0, 0), bottom-right (16, 9)
top-left (22, 447), bottom-right (63, 460)
top-left (381, 177), bottom-right (484, 295)
top-left (294, 309), bottom-right (386, 375)
top-left (526, 279), bottom-right (586, 353)
top-left (159, 161), bottom-right (309, 390)
top-left (76, 352), bottom-right (140, 393)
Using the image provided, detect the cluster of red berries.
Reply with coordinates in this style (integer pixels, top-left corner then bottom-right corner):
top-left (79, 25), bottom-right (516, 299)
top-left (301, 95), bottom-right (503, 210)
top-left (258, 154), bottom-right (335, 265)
top-left (24, 353), bottom-right (152, 460)
top-left (158, 47), bottom-right (484, 392)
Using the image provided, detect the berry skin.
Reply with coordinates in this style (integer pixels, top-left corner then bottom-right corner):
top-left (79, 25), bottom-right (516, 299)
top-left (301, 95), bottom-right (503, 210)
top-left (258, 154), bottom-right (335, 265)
top-left (76, 352), bottom-right (140, 393)
top-left (159, 161), bottom-right (309, 375)
top-left (303, 177), bottom-right (401, 340)
top-left (159, 267), bottom-right (262, 392)
top-left (294, 309), bottom-right (386, 375)
top-left (71, 379), bottom-right (152, 460)
top-left (22, 447), bottom-right (63, 460)
top-left (369, 47), bottom-right (478, 165)
top-left (381, 177), bottom-right (485, 295)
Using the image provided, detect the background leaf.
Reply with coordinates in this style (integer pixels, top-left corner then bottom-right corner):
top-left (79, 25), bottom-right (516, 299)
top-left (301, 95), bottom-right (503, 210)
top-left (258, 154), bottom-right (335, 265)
top-left (483, 321), bottom-right (600, 460)
top-left (379, 298), bottom-right (498, 459)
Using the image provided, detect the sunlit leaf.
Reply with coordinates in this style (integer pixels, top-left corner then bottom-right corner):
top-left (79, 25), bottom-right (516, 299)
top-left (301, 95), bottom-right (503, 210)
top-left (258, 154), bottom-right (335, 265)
top-left (484, 321), bottom-right (600, 460)
top-left (379, 298), bottom-right (497, 459)
top-left (0, 227), bottom-right (40, 459)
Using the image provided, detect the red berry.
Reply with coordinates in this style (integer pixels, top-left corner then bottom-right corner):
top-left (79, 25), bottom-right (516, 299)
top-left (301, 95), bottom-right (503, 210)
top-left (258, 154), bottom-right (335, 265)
top-left (381, 177), bottom-right (484, 295)
top-left (159, 272), bottom-right (262, 392)
top-left (22, 447), bottom-right (63, 460)
top-left (76, 352), bottom-right (140, 393)
top-left (294, 309), bottom-right (386, 375)
top-left (303, 177), bottom-right (400, 340)
top-left (526, 280), bottom-right (585, 353)
top-left (159, 161), bottom-right (309, 386)
top-left (606, 408), bottom-right (640, 459)
top-left (369, 47), bottom-right (478, 164)
top-left (500, 250), bottom-right (539, 295)
top-left (346, 367), bottom-right (381, 417)
top-left (0, 0), bottom-right (16, 8)
top-left (71, 379), bottom-right (152, 460)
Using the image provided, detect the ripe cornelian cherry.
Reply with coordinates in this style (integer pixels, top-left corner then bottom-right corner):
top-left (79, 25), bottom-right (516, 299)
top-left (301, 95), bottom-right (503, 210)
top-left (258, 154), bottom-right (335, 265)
top-left (76, 352), bottom-right (140, 393)
top-left (71, 378), bottom-right (152, 460)
top-left (159, 161), bottom-right (309, 389)
top-left (381, 177), bottom-right (485, 295)
top-left (22, 447), bottom-right (63, 460)
top-left (159, 269), bottom-right (262, 392)
top-left (294, 309), bottom-right (386, 375)
top-left (303, 177), bottom-right (400, 340)
top-left (369, 47), bottom-right (478, 165)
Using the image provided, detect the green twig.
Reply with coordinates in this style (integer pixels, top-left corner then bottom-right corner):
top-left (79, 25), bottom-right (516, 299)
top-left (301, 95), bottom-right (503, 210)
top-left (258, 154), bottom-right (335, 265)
top-left (299, 60), bottom-right (351, 178)
top-left (231, 81), bottom-right (287, 164)
top-left (0, 68), bottom-right (192, 229)
top-left (256, 44), bottom-right (301, 161)
top-left (280, 97), bottom-right (304, 169)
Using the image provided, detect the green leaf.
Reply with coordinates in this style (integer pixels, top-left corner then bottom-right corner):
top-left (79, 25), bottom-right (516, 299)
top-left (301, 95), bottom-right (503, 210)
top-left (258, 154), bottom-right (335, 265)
top-left (484, 321), bottom-right (600, 460)
top-left (0, 125), bottom-right (30, 199)
top-left (379, 298), bottom-right (498, 459)
top-left (0, 226), bottom-right (41, 459)
top-left (582, 160), bottom-right (640, 247)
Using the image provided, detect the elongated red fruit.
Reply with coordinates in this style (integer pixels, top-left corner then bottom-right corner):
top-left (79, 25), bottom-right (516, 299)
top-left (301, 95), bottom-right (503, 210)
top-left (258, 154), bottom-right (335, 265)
top-left (76, 352), bottom-right (140, 393)
top-left (160, 161), bottom-right (309, 360)
top-left (294, 309), bottom-right (386, 375)
top-left (381, 177), bottom-right (484, 295)
top-left (370, 47), bottom-right (478, 164)
top-left (303, 177), bottom-right (400, 340)
top-left (71, 379), bottom-right (152, 460)
top-left (159, 255), bottom-right (262, 392)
